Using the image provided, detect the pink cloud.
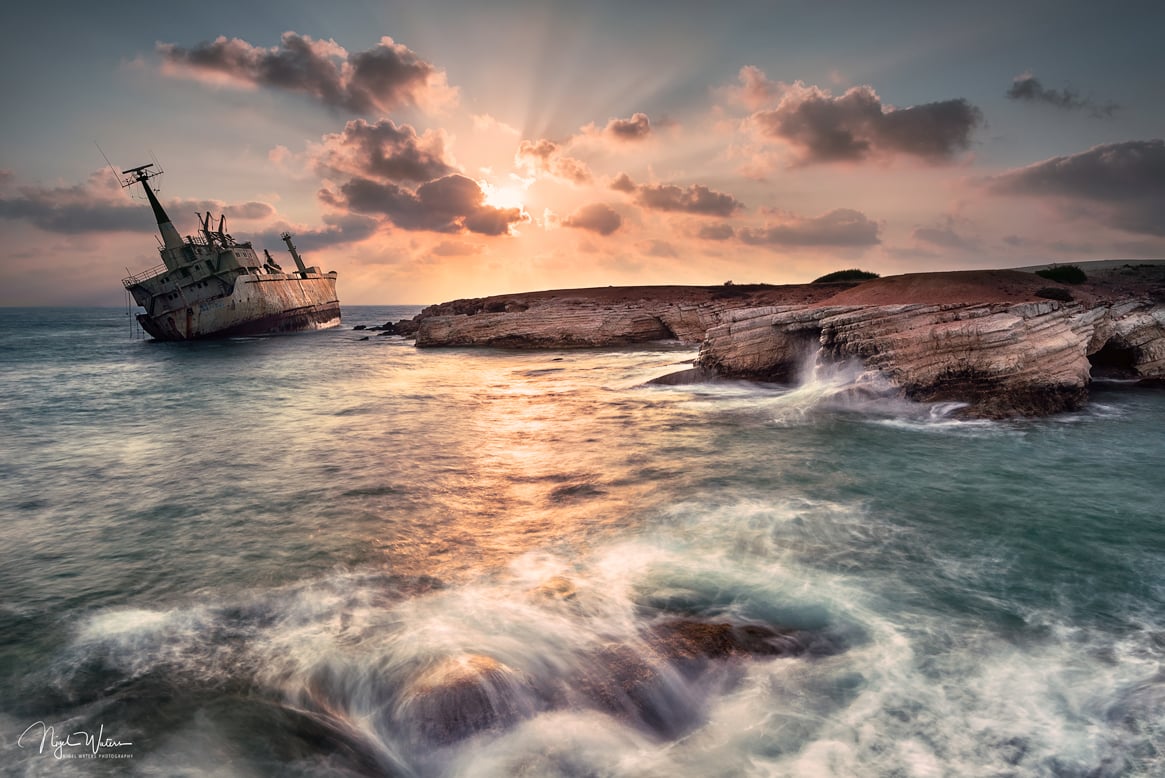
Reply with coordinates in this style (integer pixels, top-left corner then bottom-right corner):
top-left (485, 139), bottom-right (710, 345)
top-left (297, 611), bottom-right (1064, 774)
top-left (563, 202), bottom-right (623, 235)
top-left (611, 173), bottom-right (744, 217)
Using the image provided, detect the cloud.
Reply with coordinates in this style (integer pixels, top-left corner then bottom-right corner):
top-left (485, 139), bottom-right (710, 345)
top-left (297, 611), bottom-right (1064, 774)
top-left (256, 212), bottom-right (380, 253)
top-left (1006, 73), bottom-right (1118, 118)
top-left (698, 223), bottom-right (736, 241)
top-left (313, 118), bottom-right (455, 183)
top-left (180, 200), bottom-right (276, 221)
top-left (432, 239), bottom-right (485, 256)
top-left (0, 171), bottom-right (165, 234)
top-left (157, 32), bottom-right (456, 115)
top-left (728, 65), bottom-right (782, 111)
top-left (516, 139), bottom-right (592, 184)
top-left (911, 216), bottom-right (979, 250)
top-left (738, 208), bottom-right (880, 247)
top-left (611, 173), bottom-right (744, 216)
top-left (639, 239), bottom-right (677, 257)
top-left (325, 173), bottom-right (527, 235)
top-left (751, 81), bottom-right (982, 164)
top-left (0, 171), bottom-right (325, 249)
top-left (472, 114), bottom-right (520, 135)
top-left (986, 139), bottom-right (1165, 236)
top-left (601, 112), bottom-right (652, 142)
top-left (563, 202), bottom-right (623, 235)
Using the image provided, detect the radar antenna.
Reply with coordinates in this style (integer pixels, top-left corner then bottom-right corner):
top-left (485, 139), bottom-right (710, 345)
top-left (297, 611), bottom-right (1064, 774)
top-left (119, 163), bottom-right (183, 250)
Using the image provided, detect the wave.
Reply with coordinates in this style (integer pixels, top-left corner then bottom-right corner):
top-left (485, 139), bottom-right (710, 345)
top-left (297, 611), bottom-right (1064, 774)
top-left (19, 502), bottom-right (1163, 777)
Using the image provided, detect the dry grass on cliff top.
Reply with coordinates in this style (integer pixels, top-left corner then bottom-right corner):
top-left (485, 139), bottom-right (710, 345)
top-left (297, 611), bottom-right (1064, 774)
top-left (820, 264), bottom-right (1165, 306)
top-left (819, 269), bottom-right (1056, 306)
top-left (423, 263), bottom-right (1164, 315)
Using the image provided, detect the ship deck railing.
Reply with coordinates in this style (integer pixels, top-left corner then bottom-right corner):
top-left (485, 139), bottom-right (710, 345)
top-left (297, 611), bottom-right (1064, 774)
top-left (122, 263), bottom-right (168, 287)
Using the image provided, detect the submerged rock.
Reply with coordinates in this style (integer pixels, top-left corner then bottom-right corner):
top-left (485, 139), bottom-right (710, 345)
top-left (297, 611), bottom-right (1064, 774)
top-left (649, 619), bottom-right (821, 664)
top-left (398, 654), bottom-right (531, 744)
top-left (387, 613), bottom-right (845, 745)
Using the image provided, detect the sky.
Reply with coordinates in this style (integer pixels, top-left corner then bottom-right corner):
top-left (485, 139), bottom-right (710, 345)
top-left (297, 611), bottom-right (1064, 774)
top-left (1, 0), bottom-right (1163, 306)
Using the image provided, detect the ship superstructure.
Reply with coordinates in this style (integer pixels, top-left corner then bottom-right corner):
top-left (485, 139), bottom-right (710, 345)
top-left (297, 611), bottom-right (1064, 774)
top-left (121, 164), bottom-right (340, 340)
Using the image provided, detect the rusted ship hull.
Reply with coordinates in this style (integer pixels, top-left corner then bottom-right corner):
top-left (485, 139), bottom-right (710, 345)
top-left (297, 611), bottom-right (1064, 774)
top-left (134, 273), bottom-right (341, 341)
top-left (119, 163), bottom-right (342, 342)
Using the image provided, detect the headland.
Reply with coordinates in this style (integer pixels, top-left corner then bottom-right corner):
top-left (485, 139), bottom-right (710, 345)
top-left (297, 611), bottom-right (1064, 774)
top-left (383, 262), bottom-right (1165, 418)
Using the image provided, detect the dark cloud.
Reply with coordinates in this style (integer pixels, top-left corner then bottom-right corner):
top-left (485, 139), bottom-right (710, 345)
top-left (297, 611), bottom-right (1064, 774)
top-left (315, 119), bottom-right (454, 183)
top-left (610, 172), bottom-right (636, 193)
top-left (753, 84), bottom-right (981, 164)
top-left (698, 223), bottom-right (736, 241)
top-left (158, 32), bottom-right (453, 115)
top-left (987, 139), bottom-right (1165, 236)
top-left (603, 112), bottom-right (652, 142)
top-left (0, 173), bottom-right (166, 234)
top-left (327, 174), bottom-right (527, 235)
top-left (516, 139), bottom-right (592, 183)
top-left (563, 203), bottom-right (623, 235)
top-left (179, 200), bottom-right (276, 220)
top-left (1006, 73), bottom-right (1118, 118)
top-left (0, 172), bottom-right (321, 247)
top-left (739, 209), bottom-right (880, 247)
top-left (255, 213), bottom-right (379, 253)
top-left (611, 173), bottom-right (743, 216)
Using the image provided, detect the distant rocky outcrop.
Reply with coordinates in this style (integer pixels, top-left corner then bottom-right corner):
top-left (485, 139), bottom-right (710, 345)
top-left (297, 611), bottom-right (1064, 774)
top-left (386, 284), bottom-right (854, 348)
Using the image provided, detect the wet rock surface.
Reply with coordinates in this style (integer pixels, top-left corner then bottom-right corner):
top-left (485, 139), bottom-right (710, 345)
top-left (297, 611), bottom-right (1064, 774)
top-left (386, 614), bottom-right (845, 746)
top-left (385, 265), bottom-right (1165, 416)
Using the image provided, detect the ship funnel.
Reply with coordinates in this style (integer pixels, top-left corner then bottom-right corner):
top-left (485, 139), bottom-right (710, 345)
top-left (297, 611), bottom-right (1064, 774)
top-left (281, 232), bottom-right (309, 275)
top-left (121, 164), bottom-right (184, 255)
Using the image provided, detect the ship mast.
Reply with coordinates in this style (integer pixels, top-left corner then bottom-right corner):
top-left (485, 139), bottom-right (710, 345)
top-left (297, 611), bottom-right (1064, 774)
top-left (121, 164), bottom-right (185, 266)
top-left (281, 232), bottom-right (310, 276)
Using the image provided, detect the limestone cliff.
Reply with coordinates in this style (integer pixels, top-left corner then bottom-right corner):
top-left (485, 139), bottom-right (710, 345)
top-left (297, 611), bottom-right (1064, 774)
top-left (388, 265), bottom-right (1165, 418)
top-left (695, 267), bottom-right (1165, 418)
top-left (398, 284), bottom-right (851, 348)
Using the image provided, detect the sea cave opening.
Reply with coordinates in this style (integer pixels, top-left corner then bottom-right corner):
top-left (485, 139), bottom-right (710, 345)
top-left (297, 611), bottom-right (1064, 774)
top-left (1088, 340), bottom-right (1140, 380)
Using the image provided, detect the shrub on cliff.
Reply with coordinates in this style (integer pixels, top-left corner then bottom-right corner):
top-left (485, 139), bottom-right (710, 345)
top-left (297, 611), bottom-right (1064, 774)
top-left (1036, 287), bottom-right (1073, 302)
top-left (812, 269), bottom-right (880, 284)
top-left (1035, 265), bottom-right (1087, 284)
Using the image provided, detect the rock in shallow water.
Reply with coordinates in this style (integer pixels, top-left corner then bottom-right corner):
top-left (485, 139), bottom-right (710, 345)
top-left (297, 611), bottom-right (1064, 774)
top-left (391, 616), bottom-right (845, 745)
top-left (399, 654), bottom-right (531, 743)
top-left (696, 298), bottom-right (1165, 418)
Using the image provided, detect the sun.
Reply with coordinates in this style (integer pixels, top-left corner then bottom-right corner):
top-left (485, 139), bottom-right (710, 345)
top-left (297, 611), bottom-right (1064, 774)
top-left (480, 179), bottom-right (529, 211)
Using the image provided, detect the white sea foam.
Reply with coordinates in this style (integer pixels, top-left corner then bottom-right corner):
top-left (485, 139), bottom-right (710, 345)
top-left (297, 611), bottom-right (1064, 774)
top-left (51, 516), bottom-right (1165, 778)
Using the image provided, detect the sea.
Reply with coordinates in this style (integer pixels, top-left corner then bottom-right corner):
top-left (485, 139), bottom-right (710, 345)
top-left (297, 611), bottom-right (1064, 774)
top-left (1, 305), bottom-right (1163, 777)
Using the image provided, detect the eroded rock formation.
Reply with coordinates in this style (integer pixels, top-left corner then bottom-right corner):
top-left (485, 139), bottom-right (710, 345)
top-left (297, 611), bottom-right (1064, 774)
top-left (695, 269), bottom-right (1165, 417)
top-left (388, 265), bottom-right (1165, 417)
top-left (389, 284), bottom-right (854, 348)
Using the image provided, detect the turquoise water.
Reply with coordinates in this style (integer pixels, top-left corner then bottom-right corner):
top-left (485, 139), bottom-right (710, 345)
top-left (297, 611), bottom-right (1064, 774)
top-left (1, 306), bottom-right (1163, 776)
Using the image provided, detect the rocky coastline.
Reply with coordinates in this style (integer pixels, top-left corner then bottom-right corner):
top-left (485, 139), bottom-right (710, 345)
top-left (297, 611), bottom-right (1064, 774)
top-left (382, 263), bottom-right (1165, 418)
